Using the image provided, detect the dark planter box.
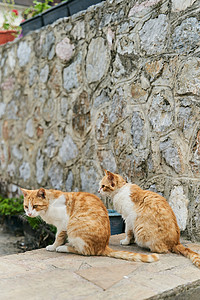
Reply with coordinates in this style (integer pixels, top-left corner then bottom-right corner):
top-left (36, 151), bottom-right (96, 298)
top-left (108, 209), bottom-right (125, 235)
top-left (2, 215), bottom-right (24, 235)
top-left (42, 1), bottom-right (69, 26)
top-left (21, 14), bottom-right (43, 36)
top-left (22, 219), bottom-right (55, 250)
top-left (20, 0), bottom-right (104, 36)
top-left (68, 0), bottom-right (102, 15)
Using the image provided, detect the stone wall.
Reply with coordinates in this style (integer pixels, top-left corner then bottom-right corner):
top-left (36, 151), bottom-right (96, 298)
top-left (0, 0), bottom-right (200, 240)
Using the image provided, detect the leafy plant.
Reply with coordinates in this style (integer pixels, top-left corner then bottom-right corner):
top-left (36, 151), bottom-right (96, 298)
top-left (26, 216), bottom-right (42, 230)
top-left (0, 195), bottom-right (24, 215)
top-left (23, 0), bottom-right (54, 19)
top-left (22, 0), bottom-right (69, 20)
top-left (25, 215), bottom-right (56, 233)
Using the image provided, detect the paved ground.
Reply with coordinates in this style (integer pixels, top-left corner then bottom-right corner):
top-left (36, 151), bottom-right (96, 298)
top-left (1, 233), bottom-right (200, 300)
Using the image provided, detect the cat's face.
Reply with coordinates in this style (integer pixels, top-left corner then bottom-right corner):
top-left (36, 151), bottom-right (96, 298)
top-left (21, 188), bottom-right (49, 218)
top-left (98, 170), bottom-right (126, 196)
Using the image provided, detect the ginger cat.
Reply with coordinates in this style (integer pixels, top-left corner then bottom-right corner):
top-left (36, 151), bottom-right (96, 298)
top-left (99, 170), bottom-right (200, 268)
top-left (21, 188), bottom-right (159, 263)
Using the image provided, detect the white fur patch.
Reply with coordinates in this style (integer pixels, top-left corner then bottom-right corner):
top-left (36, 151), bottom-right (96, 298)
top-left (50, 194), bottom-right (66, 207)
top-left (56, 245), bottom-right (69, 253)
top-left (39, 194), bottom-right (69, 232)
top-left (46, 245), bottom-right (57, 252)
top-left (113, 184), bottom-right (137, 227)
top-left (68, 237), bottom-right (86, 253)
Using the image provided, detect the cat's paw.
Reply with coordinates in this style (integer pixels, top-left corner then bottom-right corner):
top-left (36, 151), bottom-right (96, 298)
top-left (120, 238), bottom-right (130, 245)
top-left (56, 245), bottom-right (69, 253)
top-left (46, 245), bottom-right (57, 252)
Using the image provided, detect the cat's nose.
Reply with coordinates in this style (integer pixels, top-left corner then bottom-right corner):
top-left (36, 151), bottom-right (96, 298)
top-left (28, 212), bottom-right (32, 217)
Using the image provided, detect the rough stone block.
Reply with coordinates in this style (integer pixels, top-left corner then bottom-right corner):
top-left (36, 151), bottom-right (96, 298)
top-left (139, 14), bottom-right (168, 55)
top-left (86, 37), bottom-right (110, 83)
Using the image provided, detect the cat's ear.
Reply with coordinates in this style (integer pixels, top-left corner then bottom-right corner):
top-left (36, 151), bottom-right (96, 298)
top-left (20, 188), bottom-right (28, 197)
top-left (37, 188), bottom-right (46, 198)
top-left (106, 171), bottom-right (114, 181)
top-left (104, 169), bottom-right (114, 177)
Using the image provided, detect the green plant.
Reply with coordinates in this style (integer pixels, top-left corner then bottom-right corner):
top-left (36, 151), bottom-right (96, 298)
top-left (26, 216), bottom-right (42, 230)
top-left (23, 0), bottom-right (54, 19)
top-left (0, 195), bottom-right (24, 215)
top-left (25, 216), bottom-right (56, 233)
top-left (1, 0), bottom-right (21, 34)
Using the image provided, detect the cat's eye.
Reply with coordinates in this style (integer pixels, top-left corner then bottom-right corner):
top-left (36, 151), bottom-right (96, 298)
top-left (24, 205), bottom-right (28, 209)
top-left (102, 185), bottom-right (105, 188)
top-left (33, 205), bottom-right (38, 209)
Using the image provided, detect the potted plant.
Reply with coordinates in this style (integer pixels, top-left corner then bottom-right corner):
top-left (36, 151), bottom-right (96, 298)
top-left (0, 0), bottom-right (21, 45)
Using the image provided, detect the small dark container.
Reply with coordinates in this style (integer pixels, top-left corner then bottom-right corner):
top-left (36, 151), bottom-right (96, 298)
top-left (42, 2), bottom-right (69, 26)
top-left (20, 14), bottom-right (43, 36)
top-left (68, 0), bottom-right (102, 16)
top-left (108, 209), bottom-right (125, 235)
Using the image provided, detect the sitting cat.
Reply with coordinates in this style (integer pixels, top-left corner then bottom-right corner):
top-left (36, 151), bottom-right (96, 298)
top-left (21, 187), bottom-right (159, 263)
top-left (99, 170), bottom-right (200, 268)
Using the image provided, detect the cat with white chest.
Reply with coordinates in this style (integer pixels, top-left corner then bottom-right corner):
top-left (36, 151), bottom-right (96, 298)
top-left (21, 187), bottom-right (159, 263)
top-left (99, 170), bottom-right (200, 268)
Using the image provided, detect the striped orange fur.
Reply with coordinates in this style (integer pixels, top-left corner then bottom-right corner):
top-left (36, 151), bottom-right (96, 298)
top-left (21, 188), bottom-right (158, 263)
top-left (99, 170), bottom-right (200, 269)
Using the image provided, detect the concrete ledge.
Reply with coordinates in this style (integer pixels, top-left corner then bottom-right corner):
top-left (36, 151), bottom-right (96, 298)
top-left (1, 234), bottom-right (200, 299)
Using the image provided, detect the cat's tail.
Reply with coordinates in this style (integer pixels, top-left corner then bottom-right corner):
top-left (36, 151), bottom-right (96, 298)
top-left (103, 246), bottom-right (159, 263)
top-left (173, 243), bottom-right (200, 268)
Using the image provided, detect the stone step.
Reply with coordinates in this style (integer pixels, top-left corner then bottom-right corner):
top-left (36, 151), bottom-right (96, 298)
top-left (0, 234), bottom-right (200, 299)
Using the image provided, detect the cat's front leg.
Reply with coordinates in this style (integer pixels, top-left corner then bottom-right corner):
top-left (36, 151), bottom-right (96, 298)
top-left (46, 230), bottom-right (67, 252)
top-left (120, 227), bottom-right (134, 246)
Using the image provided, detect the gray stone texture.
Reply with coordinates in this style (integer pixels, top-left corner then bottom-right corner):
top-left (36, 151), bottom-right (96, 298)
top-left (65, 171), bottom-right (74, 192)
top-left (0, 103), bottom-right (6, 118)
top-left (63, 54), bottom-right (82, 91)
top-left (41, 31), bottom-right (55, 58)
top-left (25, 119), bottom-right (34, 138)
top-left (139, 14), bottom-right (168, 55)
top-left (59, 134), bottom-right (78, 163)
top-left (131, 112), bottom-right (144, 149)
top-left (36, 149), bottom-right (44, 184)
top-left (159, 138), bottom-right (182, 173)
top-left (173, 17), bottom-right (200, 54)
top-left (44, 134), bottom-right (58, 158)
top-left (17, 41), bottom-right (31, 67)
top-left (19, 162), bottom-right (30, 181)
top-left (1, 0), bottom-right (200, 241)
top-left (40, 64), bottom-right (49, 83)
top-left (80, 165), bottom-right (99, 194)
top-left (48, 163), bottom-right (63, 190)
top-left (86, 37), bottom-right (110, 83)
top-left (149, 90), bottom-right (174, 133)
